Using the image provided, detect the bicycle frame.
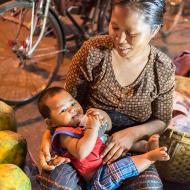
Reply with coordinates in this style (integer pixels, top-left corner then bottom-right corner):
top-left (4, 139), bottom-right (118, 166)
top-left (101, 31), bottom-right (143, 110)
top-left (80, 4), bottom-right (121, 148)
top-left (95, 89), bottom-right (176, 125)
top-left (27, 0), bottom-right (50, 57)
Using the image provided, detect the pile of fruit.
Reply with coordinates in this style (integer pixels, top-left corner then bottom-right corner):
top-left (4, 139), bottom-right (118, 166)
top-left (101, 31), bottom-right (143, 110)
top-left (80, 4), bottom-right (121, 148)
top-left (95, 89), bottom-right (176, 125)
top-left (0, 101), bottom-right (31, 190)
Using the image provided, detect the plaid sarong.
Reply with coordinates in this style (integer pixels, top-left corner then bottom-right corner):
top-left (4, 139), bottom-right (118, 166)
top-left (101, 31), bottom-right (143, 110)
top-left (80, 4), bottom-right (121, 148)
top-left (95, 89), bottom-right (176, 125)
top-left (88, 156), bottom-right (138, 190)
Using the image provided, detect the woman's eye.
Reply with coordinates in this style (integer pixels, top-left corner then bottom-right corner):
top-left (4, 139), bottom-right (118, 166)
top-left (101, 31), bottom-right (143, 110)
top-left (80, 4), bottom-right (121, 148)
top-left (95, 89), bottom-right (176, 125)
top-left (126, 32), bottom-right (137, 38)
top-left (130, 34), bottom-right (137, 38)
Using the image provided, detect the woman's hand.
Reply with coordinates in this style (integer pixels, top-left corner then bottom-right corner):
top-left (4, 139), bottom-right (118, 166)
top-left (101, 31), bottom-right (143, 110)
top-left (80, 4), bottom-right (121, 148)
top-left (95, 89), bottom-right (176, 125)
top-left (39, 130), bottom-right (52, 170)
top-left (101, 128), bottom-right (135, 164)
top-left (39, 130), bottom-right (70, 171)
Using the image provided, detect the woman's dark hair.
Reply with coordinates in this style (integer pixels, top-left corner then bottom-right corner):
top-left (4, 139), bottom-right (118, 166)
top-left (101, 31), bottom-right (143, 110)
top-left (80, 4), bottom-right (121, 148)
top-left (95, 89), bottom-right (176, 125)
top-left (38, 87), bottom-right (65, 119)
top-left (112, 0), bottom-right (166, 30)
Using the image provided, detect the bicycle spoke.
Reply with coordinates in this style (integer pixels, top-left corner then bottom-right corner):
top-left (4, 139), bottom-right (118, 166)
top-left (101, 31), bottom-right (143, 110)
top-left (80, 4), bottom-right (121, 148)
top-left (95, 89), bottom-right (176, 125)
top-left (33, 49), bottom-right (67, 58)
top-left (0, 1), bottom-right (64, 104)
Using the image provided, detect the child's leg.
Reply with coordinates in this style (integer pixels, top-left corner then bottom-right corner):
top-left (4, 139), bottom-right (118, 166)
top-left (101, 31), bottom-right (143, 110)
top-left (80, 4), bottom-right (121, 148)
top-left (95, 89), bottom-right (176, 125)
top-left (131, 146), bottom-right (170, 174)
top-left (131, 134), bottom-right (160, 153)
top-left (88, 147), bottom-right (169, 190)
top-left (148, 134), bottom-right (160, 151)
top-left (88, 156), bottom-right (139, 190)
top-left (130, 134), bottom-right (169, 173)
top-left (88, 135), bottom-right (165, 190)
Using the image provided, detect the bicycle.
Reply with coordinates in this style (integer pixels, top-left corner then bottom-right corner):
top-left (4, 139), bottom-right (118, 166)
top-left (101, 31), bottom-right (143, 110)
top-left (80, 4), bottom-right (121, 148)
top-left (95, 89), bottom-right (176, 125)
top-left (53, 0), bottom-right (111, 46)
top-left (0, 0), bottom-right (111, 106)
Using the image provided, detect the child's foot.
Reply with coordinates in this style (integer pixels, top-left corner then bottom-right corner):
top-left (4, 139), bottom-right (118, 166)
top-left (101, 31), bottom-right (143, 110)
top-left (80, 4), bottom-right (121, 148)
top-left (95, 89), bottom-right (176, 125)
top-left (145, 147), bottom-right (170, 163)
top-left (148, 134), bottom-right (160, 151)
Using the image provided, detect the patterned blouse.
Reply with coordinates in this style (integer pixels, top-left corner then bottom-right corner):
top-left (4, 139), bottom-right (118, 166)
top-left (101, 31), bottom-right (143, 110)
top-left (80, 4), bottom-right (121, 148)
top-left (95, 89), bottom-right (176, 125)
top-left (65, 35), bottom-right (175, 124)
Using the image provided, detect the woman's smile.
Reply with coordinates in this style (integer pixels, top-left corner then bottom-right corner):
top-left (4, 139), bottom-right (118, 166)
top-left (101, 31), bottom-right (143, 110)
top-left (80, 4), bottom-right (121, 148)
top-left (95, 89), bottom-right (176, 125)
top-left (118, 46), bottom-right (132, 55)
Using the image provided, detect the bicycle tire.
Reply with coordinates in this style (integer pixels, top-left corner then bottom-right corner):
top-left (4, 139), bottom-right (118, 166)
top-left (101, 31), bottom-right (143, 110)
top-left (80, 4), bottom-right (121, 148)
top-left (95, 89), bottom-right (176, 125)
top-left (77, 0), bottom-right (110, 38)
top-left (0, 0), bottom-right (65, 106)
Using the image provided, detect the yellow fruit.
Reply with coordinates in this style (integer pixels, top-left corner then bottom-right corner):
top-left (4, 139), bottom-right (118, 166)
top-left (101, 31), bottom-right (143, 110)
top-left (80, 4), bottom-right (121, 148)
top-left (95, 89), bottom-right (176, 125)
top-left (0, 130), bottom-right (27, 166)
top-left (0, 101), bottom-right (17, 132)
top-left (0, 164), bottom-right (31, 190)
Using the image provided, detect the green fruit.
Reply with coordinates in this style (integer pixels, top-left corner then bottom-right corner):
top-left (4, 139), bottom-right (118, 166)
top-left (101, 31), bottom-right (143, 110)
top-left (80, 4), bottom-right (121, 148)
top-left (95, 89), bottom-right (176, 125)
top-left (0, 164), bottom-right (31, 190)
top-left (0, 130), bottom-right (27, 166)
top-left (0, 101), bottom-right (17, 132)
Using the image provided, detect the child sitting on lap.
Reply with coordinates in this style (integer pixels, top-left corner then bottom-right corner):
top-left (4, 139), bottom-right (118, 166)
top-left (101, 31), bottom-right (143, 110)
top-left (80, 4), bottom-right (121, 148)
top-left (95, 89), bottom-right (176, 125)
top-left (38, 87), bottom-right (170, 190)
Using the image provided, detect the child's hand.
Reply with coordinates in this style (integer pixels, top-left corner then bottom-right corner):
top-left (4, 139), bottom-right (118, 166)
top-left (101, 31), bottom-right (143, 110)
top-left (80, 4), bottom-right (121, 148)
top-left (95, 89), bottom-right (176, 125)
top-left (86, 108), bottom-right (106, 125)
top-left (85, 115), bottom-right (101, 130)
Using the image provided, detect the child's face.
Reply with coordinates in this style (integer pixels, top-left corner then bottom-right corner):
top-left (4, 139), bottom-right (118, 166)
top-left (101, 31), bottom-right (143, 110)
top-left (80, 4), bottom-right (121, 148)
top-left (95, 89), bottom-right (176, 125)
top-left (46, 91), bottom-right (84, 126)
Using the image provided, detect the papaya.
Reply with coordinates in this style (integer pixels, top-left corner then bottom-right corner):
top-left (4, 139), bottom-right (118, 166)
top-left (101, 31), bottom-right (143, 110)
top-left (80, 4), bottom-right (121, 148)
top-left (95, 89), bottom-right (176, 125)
top-left (0, 164), bottom-right (31, 190)
top-left (0, 101), bottom-right (17, 132)
top-left (0, 130), bottom-right (27, 166)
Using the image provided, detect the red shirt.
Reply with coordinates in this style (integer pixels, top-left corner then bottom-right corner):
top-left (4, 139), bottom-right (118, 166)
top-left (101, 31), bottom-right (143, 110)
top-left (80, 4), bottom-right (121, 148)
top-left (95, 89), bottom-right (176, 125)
top-left (52, 127), bottom-right (106, 177)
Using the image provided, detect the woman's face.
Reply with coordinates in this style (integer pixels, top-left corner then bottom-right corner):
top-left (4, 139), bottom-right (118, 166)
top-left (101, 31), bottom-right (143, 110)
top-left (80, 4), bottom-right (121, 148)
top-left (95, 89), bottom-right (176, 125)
top-left (109, 5), bottom-right (158, 58)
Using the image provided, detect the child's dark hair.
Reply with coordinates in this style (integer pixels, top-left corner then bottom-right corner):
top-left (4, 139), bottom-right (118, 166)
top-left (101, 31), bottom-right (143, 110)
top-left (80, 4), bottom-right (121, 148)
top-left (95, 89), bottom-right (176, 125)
top-left (38, 87), bottom-right (65, 119)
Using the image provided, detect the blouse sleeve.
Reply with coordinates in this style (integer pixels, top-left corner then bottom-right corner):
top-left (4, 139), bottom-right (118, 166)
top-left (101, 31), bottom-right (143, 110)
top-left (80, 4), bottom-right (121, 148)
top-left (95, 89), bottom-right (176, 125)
top-left (64, 35), bottom-right (111, 108)
top-left (64, 41), bottom-right (91, 107)
top-left (151, 58), bottom-right (176, 124)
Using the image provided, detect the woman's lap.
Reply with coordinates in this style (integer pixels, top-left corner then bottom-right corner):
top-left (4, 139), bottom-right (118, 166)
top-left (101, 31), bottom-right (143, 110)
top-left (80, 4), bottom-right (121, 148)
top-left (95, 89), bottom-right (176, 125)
top-left (37, 111), bottom-right (163, 190)
top-left (37, 163), bottom-right (85, 190)
top-left (118, 165), bottom-right (163, 190)
top-left (37, 163), bottom-right (162, 190)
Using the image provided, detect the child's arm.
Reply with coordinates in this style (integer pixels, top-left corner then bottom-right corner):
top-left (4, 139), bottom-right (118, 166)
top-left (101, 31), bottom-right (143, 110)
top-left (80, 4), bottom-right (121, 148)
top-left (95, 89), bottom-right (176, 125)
top-left (59, 116), bottom-right (100, 160)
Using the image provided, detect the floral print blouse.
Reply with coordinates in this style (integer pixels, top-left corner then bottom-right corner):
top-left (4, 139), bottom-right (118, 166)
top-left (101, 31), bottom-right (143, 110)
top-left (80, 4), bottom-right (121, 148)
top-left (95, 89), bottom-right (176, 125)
top-left (65, 35), bottom-right (175, 124)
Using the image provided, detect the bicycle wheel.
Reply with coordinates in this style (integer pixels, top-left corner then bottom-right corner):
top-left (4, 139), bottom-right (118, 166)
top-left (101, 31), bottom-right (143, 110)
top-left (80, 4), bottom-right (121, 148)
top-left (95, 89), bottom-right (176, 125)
top-left (0, 0), bottom-right (65, 106)
top-left (78, 0), bottom-right (111, 37)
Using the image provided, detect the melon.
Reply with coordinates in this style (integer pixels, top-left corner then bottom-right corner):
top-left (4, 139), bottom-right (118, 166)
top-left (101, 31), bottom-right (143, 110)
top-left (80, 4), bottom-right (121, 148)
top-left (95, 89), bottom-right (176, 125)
top-left (0, 164), bottom-right (31, 190)
top-left (0, 130), bottom-right (27, 166)
top-left (0, 101), bottom-right (17, 132)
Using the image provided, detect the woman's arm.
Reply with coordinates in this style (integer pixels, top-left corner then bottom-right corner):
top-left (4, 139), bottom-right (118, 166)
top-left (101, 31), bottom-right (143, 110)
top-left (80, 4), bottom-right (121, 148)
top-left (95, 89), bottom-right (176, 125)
top-left (39, 129), bottom-right (70, 170)
top-left (39, 129), bottom-right (54, 170)
top-left (101, 84), bottom-right (174, 164)
top-left (60, 116), bottom-right (100, 160)
top-left (101, 119), bottom-right (165, 164)
top-left (102, 60), bottom-right (176, 164)
top-left (64, 41), bottom-right (92, 107)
